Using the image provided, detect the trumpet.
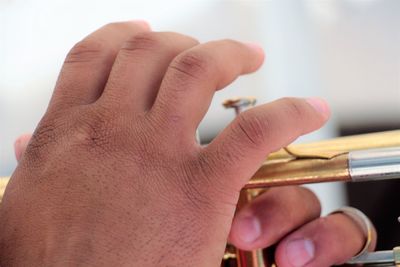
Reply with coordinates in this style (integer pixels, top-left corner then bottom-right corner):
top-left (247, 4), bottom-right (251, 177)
top-left (225, 130), bottom-right (400, 267)
top-left (1, 131), bottom-right (400, 266)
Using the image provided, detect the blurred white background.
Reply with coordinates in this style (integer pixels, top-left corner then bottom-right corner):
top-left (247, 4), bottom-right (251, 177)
top-left (1, 0), bottom-right (399, 213)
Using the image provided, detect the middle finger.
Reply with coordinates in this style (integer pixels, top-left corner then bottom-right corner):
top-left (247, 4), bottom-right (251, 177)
top-left (100, 32), bottom-right (198, 113)
top-left (151, 39), bottom-right (265, 141)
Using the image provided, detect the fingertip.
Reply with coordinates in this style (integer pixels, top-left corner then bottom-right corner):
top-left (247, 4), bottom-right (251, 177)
top-left (305, 97), bottom-right (331, 121)
top-left (276, 238), bottom-right (315, 267)
top-left (245, 42), bottom-right (265, 57)
top-left (275, 212), bottom-right (376, 267)
top-left (244, 42), bottom-right (265, 71)
top-left (229, 214), bottom-right (262, 250)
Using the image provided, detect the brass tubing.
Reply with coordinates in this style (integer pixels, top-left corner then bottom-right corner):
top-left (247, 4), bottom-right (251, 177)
top-left (268, 130), bottom-right (400, 160)
top-left (246, 153), bottom-right (350, 189)
top-left (245, 130), bottom-right (400, 189)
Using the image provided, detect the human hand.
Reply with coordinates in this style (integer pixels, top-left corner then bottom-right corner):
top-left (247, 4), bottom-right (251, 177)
top-left (3, 21), bottom-right (375, 267)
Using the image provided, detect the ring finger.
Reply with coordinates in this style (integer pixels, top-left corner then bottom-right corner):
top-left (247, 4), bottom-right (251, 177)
top-left (275, 210), bottom-right (377, 267)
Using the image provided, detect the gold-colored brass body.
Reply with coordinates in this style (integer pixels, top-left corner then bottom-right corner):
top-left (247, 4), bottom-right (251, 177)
top-left (268, 129), bottom-right (400, 160)
top-left (247, 130), bottom-right (400, 189)
top-left (247, 153), bottom-right (350, 188)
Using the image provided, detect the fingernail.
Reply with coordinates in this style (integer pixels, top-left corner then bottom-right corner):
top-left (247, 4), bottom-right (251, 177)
top-left (306, 97), bottom-right (330, 119)
top-left (245, 42), bottom-right (264, 54)
top-left (286, 238), bottom-right (315, 267)
top-left (235, 216), bottom-right (261, 243)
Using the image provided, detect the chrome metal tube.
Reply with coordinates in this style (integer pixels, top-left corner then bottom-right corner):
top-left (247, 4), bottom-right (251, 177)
top-left (346, 250), bottom-right (395, 265)
top-left (349, 147), bottom-right (400, 182)
top-left (346, 246), bottom-right (400, 267)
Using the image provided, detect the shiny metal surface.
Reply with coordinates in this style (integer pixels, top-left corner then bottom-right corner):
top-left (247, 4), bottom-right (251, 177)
top-left (347, 250), bottom-right (395, 265)
top-left (346, 247), bottom-right (400, 267)
top-left (246, 153), bottom-right (350, 188)
top-left (395, 246), bottom-right (400, 267)
top-left (245, 131), bottom-right (400, 188)
top-left (349, 147), bottom-right (400, 182)
top-left (269, 130), bottom-right (400, 160)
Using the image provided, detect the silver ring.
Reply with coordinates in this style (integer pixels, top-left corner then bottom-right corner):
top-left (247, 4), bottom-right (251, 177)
top-left (329, 206), bottom-right (374, 259)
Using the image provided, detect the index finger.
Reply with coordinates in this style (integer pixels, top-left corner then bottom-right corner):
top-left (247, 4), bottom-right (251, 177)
top-left (202, 97), bottom-right (330, 191)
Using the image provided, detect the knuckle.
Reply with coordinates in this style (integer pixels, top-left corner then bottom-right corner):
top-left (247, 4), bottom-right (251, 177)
top-left (121, 32), bottom-right (162, 53)
top-left (169, 50), bottom-right (212, 82)
top-left (70, 107), bottom-right (116, 150)
top-left (235, 110), bottom-right (268, 147)
top-left (24, 115), bottom-right (63, 161)
top-left (30, 121), bottom-right (58, 149)
top-left (65, 39), bottom-right (107, 64)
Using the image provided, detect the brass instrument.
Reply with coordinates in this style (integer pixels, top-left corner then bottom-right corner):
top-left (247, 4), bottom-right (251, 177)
top-left (1, 131), bottom-right (400, 266)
